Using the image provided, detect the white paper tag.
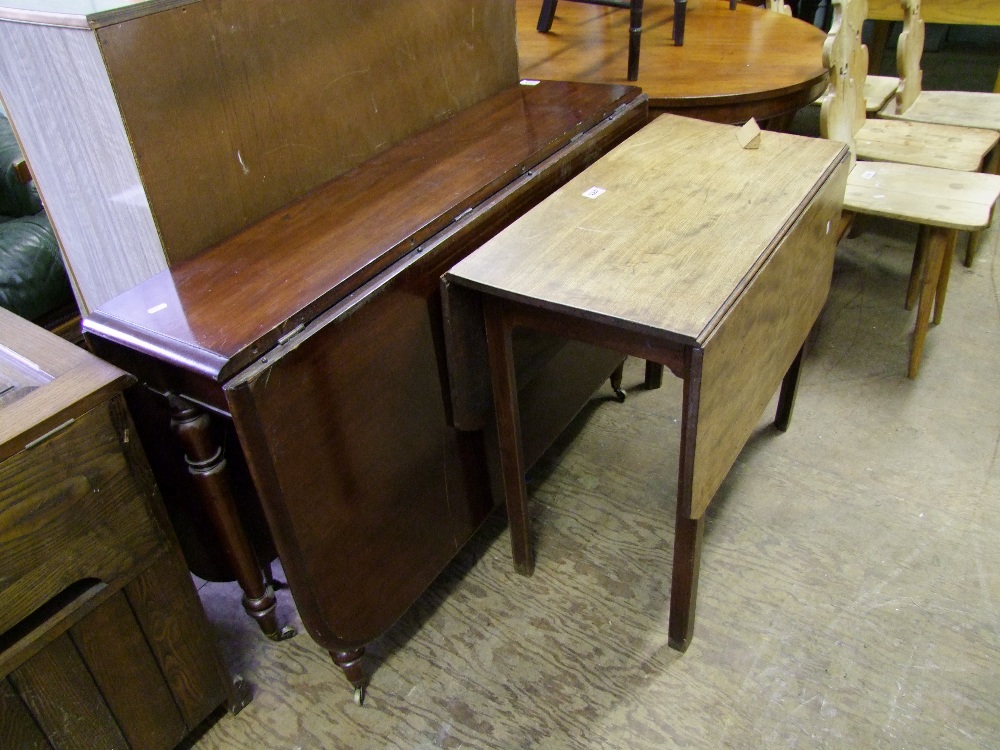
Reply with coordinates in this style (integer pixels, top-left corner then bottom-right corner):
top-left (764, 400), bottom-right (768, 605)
top-left (861, 170), bottom-right (876, 179)
top-left (147, 303), bottom-right (168, 314)
top-left (520, 79), bottom-right (541, 86)
top-left (582, 187), bottom-right (606, 199)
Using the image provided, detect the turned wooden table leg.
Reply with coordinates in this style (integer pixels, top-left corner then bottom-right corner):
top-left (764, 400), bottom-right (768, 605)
top-left (484, 297), bottom-right (534, 576)
top-left (167, 395), bottom-right (295, 641)
top-left (774, 345), bottom-right (805, 433)
top-left (331, 648), bottom-right (368, 705)
top-left (668, 514), bottom-right (704, 652)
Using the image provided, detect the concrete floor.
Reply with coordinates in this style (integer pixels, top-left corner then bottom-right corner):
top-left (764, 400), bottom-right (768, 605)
top-left (183, 30), bottom-right (1000, 750)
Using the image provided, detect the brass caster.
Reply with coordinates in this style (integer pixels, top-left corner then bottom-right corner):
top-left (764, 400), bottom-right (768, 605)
top-left (612, 386), bottom-right (626, 403)
top-left (266, 625), bottom-right (297, 642)
top-left (353, 686), bottom-right (366, 706)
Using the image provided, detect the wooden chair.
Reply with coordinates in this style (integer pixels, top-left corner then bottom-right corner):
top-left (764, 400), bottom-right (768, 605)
top-left (537, 0), bottom-right (645, 80)
top-left (875, 0), bottom-right (1000, 265)
top-left (794, 0), bottom-right (998, 176)
top-left (878, 0), bottom-right (1000, 133)
top-left (820, 0), bottom-right (1000, 378)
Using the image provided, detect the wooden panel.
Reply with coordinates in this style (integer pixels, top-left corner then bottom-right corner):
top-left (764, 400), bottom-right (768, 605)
top-left (883, 91), bottom-right (1000, 132)
top-left (97, 0), bottom-right (519, 265)
top-left (0, 679), bottom-right (50, 750)
top-left (69, 590), bottom-right (187, 750)
top-left (0, 400), bottom-right (167, 636)
top-left (124, 548), bottom-right (228, 729)
top-left (10, 634), bottom-right (129, 750)
top-left (89, 81), bottom-right (640, 382)
top-left (0, 296), bottom-right (131, 464)
top-left (0, 22), bottom-right (165, 315)
top-left (856, 118), bottom-right (997, 172)
top-left (845, 160), bottom-right (1000, 231)
top-left (447, 115), bottom-right (847, 346)
top-left (867, 0), bottom-right (1000, 23)
top-left (688, 158), bottom-right (849, 519)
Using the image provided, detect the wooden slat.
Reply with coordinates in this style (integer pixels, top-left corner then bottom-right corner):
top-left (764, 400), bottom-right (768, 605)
top-left (0, 400), bottom-right (167, 638)
top-left (10, 634), bottom-right (129, 750)
top-left (0, 678), bottom-right (51, 750)
top-left (69, 590), bottom-right (187, 750)
top-left (97, 0), bottom-right (519, 265)
top-left (845, 161), bottom-right (1000, 230)
top-left (883, 91), bottom-right (1000, 132)
top-left (689, 159), bottom-right (848, 518)
top-left (124, 549), bottom-right (228, 730)
top-left (856, 118), bottom-right (997, 172)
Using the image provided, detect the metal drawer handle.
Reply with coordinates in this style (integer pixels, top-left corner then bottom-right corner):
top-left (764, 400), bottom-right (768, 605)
top-left (24, 418), bottom-right (75, 450)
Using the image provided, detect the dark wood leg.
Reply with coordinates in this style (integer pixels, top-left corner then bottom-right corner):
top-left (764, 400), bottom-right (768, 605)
top-left (933, 229), bottom-right (957, 325)
top-left (537, 0), bottom-right (558, 32)
top-left (609, 360), bottom-right (627, 402)
top-left (330, 648), bottom-right (368, 705)
top-left (629, 0), bottom-right (645, 78)
top-left (671, 0), bottom-right (685, 48)
top-left (774, 345), bottom-right (805, 433)
top-left (909, 226), bottom-right (948, 379)
top-left (167, 395), bottom-right (295, 641)
top-left (868, 20), bottom-right (892, 75)
top-left (644, 360), bottom-right (664, 390)
top-left (484, 297), bottom-right (534, 576)
top-left (668, 514), bottom-right (704, 652)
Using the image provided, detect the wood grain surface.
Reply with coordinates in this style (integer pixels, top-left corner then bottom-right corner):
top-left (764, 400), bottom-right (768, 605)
top-left (0, 400), bottom-right (167, 637)
top-left (0, 309), bottom-right (131, 460)
top-left (124, 548), bottom-right (232, 729)
top-left (845, 161), bottom-right (1000, 230)
top-left (856, 118), bottom-right (998, 172)
top-left (10, 634), bottom-right (130, 750)
top-left (883, 90), bottom-right (1000, 131)
top-left (516, 0), bottom-right (828, 121)
top-left (89, 81), bottom-right (640, 382)
top-left (447, 114), bottom-right (847, 346)
top-left (0, 678), bottom-right (51, 750)
top-left (690, 160), bottom-right (848, 518)
top-left (97, 0), bottom-right (518, 266)
top-left (69, 591), bottom-right (188, 750)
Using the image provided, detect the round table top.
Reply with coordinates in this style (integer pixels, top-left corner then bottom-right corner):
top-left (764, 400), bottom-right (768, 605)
top-left (516, 0), bottom-right (829, 124)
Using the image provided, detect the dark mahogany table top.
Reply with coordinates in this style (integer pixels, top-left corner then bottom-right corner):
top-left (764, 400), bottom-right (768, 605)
top-left (87, 80), bottom-right (641, 382)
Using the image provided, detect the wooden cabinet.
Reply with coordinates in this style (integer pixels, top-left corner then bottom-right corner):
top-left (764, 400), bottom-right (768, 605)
top-left (0, 307), bottom-right (245, 750)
